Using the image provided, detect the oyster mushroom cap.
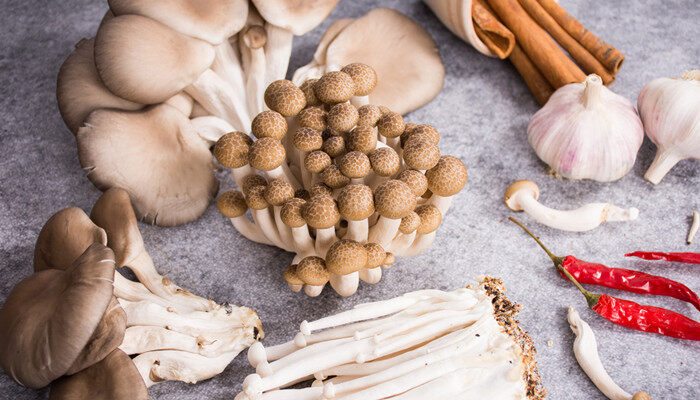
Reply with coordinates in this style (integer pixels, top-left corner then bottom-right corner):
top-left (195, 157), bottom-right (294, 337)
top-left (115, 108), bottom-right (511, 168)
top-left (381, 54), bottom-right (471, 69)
top-left (77, 104), bottom-right (218, 226)
top-left (374, 180), bottom-right (417, 219)
top-left (504, 180), bottom-right (540, 211)
top-left (296, 256), bottom-right (331, 286)
top-left (49, 348), bottom-right (149, 400)
top-left (337, 184), bottom-right (375, 221)
top-left (108, 0), bottom-right (248, 45)
top-left (251, 0), bottom-right (340, 36)
top-left (94, 14), bottom-right (214, 104)
top-left (324, 8), bottom-right (445, 115)
top-left (325, 239), bottom-right (368, 275)
top-left (56, 38), bottom-right (142, 135)
top-left (0, 244), bottom-right (120, 389)
top-left (425, 155), bottom-right (468, 197)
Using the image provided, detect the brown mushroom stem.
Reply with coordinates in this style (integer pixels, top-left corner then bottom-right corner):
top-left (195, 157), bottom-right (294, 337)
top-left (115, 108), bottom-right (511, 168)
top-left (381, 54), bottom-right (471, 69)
top-left (263, 24), bottom-right (294, 87)
top-left (133, 350), bottom-right (241, 387)
top-left (190, 115), bottom-right (236, 144)
top-left (185, 69), bottom-right (252, 132)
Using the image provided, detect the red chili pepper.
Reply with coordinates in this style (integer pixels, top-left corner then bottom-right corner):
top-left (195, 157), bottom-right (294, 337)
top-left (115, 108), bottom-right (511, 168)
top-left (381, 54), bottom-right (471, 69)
top-left (625, 251), bottom-right (700, 264)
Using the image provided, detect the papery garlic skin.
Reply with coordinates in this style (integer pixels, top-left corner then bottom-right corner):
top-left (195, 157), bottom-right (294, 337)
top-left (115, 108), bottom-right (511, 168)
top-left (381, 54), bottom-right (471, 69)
top-left (638, 70), bottom-right (700, 184)
top-left (528, 74), bottom-right (643, 182)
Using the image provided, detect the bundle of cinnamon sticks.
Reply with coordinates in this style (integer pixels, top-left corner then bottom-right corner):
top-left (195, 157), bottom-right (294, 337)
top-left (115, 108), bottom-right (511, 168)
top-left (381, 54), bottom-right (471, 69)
top-left (473, 0), bottom-right (624, 104)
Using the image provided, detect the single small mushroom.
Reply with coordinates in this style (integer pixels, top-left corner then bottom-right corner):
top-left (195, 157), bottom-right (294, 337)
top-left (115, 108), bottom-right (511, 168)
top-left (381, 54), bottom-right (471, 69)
top-left (246, 184), bottom-right (290, 250)
top-left (301, 195), bottom-right (340, 257)
top-left (337, 184), bottom-right (375, 242)
top-left (399, 204), bottom-right (442, 257)
top-left (321, 163), bottom-right (351, 191)
top-left (425, 155), bottom-right (468, 215)
top-left (218, 190), bottom-right (274, 246)
top-left (357, 104), bottom-right (383, 127)
top-left (389, 211), bottom-right (421, 255)
top-left (240, 23), bottom-right (268, 119)
top-left (327, 102), bottom-right (359, 134)
top-left (367, 145), bottom-right (401, 188)
top-left (281, 197), bottom-right (315, 257)
top-left (377, 111), bottom-right (405, 149)
top-left (402, 138), bottom-right (441, 171)
top-left (298, 106), bottom-right (327, 131)
top-left (314, 70), bottom-right (356, 105)
top-left (347, 125), bottom-right (379, 155)
top-left (284, 264), bottom-right (305, 293)
top-left (304, 150), bottom-right (332, 187)
top-left (341, 63), bottom-right (378, 107)
top-left (296, 256), bottom-right (331, 297)
top-left (396, 169), bottom-right (429, 197)
top-left (292, 127), bottom-right (324, 187)
top-left (337, 151), bottom-right (372, 185)
top-left (249, 137), bottom-right (301, 188)
top-left (360, 242), bottom-right (386, 284)
top-left (214, 131), bottom-right (256, 187)
top-left (325, 240), bottom-right (368, 297)
top-left (504, 180), bottom-right (639, 232)
top-left (368, 180), bottom-right (416, 249)
top-left (322, 135), bottom-right (346, 159)
top-left (264, 178), bottom-right (297, 249)
top-left (252, 110), bottom-right (288, 140)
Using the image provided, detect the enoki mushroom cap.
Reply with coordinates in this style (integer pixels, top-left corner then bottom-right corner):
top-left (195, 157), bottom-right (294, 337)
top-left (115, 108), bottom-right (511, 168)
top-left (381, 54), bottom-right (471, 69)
top-left (304, 150), bottom-right (332, 174)
top-left (415, 204), bottom-right (442, 234)
top-left (292, 127), bottom-right (323, 152)
top-left (399, 211), bottom-right (420, 234)
top-left (326, 102), bottom-right (359, 133)
top-left (374, 179), bottom-right (416, 219)
top-left (265, 81), bottom-right (306, 117)
top-left (283, 264), bottom-right (305, 286)
top-left (337, 184), bottom-right (375, 221)
top-left (377, 111), bottom-right (405, 138)
top-left (314, 71), bottom-right (355, 104)
top-left (364, 242), bottom-right (386, 268)
top-left (281, 198), bottom-right (307, 228)
top-left (321, 164), bottom-right (350, 189)
top-left (264, 179), bottom-right (295, 206)
top-left (251, 110), bottom-right (287, 140)
top-left (347, 125), bottom-right (379, 154)
top-left (425, 155), bottom-right (467, 197)
top-left (297, 106), bottom-right (327, 131)
top-left (402, 138), bottom-right (440, 170)
top-left (337, 151), bottom-right (371, 179)
top-left (215, 131), bottom-right (253, 168)
top-left (248, 137), bottom-right (286, 171)
top-left (341, 63), bottom-right (377, 96)
top-left (357, 104), bottom-right (383, 127)
top-left (218, 190), bottom-right (249, 218)
top-left (504, 180), bottom-right (540, 211)
top-left (301, 195), bottom-right (340, 229)
top-left (397, 169), bottom-right (428, 196)
top-left (325, 239), bottom-right (368, 275)
top-left (296, 256), bottom-right (331, 285)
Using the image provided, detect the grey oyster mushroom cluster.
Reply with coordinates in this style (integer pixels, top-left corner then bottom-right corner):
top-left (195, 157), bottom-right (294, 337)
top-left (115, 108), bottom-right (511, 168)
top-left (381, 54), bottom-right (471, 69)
top-left (0, 188), bottom-right (262, 397)
top-left (57, 0), bottom-right (340, 227)
top-left (215, 64), bottom-right (467, 297)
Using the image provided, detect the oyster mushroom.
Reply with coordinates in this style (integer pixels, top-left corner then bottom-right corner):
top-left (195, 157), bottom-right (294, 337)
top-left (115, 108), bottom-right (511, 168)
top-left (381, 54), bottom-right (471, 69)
top-left (292, 18), bottom-right (354, 85)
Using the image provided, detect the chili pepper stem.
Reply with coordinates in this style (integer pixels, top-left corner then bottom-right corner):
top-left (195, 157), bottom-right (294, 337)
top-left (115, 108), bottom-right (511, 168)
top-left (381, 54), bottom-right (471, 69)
top-left (509, 217), bottom-right (600, 308)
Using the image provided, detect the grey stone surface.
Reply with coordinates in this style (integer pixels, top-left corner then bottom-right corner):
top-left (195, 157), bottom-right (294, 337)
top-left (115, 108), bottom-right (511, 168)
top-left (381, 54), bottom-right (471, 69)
top-left (1, 0), bottom-right (698, 398)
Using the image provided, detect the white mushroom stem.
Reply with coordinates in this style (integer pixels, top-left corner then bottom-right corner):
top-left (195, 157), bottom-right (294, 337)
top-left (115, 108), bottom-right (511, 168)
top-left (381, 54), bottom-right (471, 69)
top-left (290, 225), bottom-right (316, 257)
top-left (112, 273), bottom-right (196, 313)
top-left (426, 194), bottom-right (453, 216)
top-left (119, 325), bottom-right (200, 355)
top-left (265, 164), bottom-right (302, 190)
top-left (344, 219), bottom-right (369, 242)
top-left (329, 272), bottom-right (360, 297)
top-left (397, 231), bottom-right (437, 258)
top-left (367, 217), bottom-right (402, 250)
top-left (388, 232), bottom-right (416, 254)
top-left (211, 40), bottom-right (248, 118)
top-left (230, 215), bottom-right (275, 246)
top-left (512, 193), bottom-right (639, 232)
top-left (358, 267), bottom-right (382, 284)
top-left (314, 227), bottom-right (338, 257)
top-left (688, 210), bottom-right (699, 244)
top-left (251, 208), bottom-right (290, 251)
top-left (191, 115), bottom-right (235, 144)
top-left (240, 33), bottom-right (267, 119)
top-left (350, 94), bottom-right (370, 108)
top-left (568, 306), bottom-right (636, 400)
top-left (133, 350), bottom-right (239, 388)
top-left (231, 165), bottom-right (259, 189)
top-left (264, 23), bottom-right (293, 86)
top-left (304, 284), bottom-right (325, 297)
top-left (185, 69), bottom-right (251, 132)
top-left (272, 206), bottom-right (295, 251)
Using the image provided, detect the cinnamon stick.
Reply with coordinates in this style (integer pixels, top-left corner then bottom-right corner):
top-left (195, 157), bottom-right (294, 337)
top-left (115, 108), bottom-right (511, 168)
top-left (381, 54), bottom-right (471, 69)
top-left (508, 43), bottom-right (555, 105)
top-left (485, 0), bottom-right (586, 88)
top-left (472, 0), bottom-right (515, 59)
top-left (538, 0), bottom-right (625, 74)
top-left (518, 0), bottom-right (614, 85)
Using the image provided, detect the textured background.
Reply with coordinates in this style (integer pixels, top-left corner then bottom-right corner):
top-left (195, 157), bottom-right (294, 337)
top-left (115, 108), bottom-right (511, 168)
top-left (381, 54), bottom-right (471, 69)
top-left (1, 0), bottom-right (698, 399)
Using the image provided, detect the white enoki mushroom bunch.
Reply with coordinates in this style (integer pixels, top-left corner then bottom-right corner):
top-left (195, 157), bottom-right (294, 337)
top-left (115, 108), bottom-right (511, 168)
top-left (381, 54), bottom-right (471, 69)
top-left (215, 65), bottom-right (468, 297)
top-left (237, 281), bottom-right (533, 399)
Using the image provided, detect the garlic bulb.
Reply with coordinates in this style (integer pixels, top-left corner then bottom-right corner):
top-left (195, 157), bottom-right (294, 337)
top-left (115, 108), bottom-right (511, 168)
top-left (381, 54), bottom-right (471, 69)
top-left (638, 70), bottom-right (700, 184)
top-left (527, 74), bottom-right (644, 182)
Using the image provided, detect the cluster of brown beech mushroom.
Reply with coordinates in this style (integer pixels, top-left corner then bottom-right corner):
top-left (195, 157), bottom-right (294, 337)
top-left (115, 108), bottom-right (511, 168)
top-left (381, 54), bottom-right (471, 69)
top-left (215, 64), bottom-right (467, 297)
top-left (0, 188), bottom-right (262, 397)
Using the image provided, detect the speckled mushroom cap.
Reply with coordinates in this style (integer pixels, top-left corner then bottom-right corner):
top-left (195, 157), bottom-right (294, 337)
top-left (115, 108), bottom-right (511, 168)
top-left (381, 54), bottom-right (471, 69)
top-left (369, 146), bottom-right (401, 176)
top-left (299, 79), bottom-right (321, 107)
top-left (341, 63), bottom-right (377, 96)
top-left (415, 204), bottom-right (442, 234)
top-left (338, 151), bottom-right (371, 179)
top-left (401, 124), bottom-right (439, 147)
top-left (281, 198), bottom-right (307, 228)
top-left (321, 164), bottom-right (350, 189)
top-left (314, 71), bottom-right (355, 104)
top-left (304, 150), bottom-right (332, 173)
top-left (504, 180), bottom-right (540, 211)
top-left (322, 136), bottom-right (345, 158)
top-left (243, 25), bottom-right (267, 49)
top-left (310, 183), bottom-right (333, 198)
top-left (364, 242), bottom-right (386, 268)
top-left (425, 155), bottom-right (467, 197)
top-left (251, 110), bottom-right (287, 140)
top-left (326, 102), bottom-right (359, 133)
top-left (337, 184), bottom-right (374, 220)
top-left (301, 195), bottom-right (340, 229)
top-left (296, 256), bottom-right (331, 285)
top-left (292, 127), bottom-right (323, 152)
top-left (383, 252), bottom-right (395, 266)
top-left (403, 138), bottom-right (440, 170)
top-left (374, 179), bottom-right (416, 219)
top-left (283, 264), bottom-right (304, 286)
top-left (357, 104), bottom-right (382, 127)
top-left (397, 169), bottom-right (429, 196)
top-left (377, 111), bottom-right (405, 139)
top-left (325, 240), bottom-right (368, 275)
top-left (240, 174), bottom-right (268, 195)
top-left (246, 185), bottom-right (269, 210)
top-left (214, 131), bottom-right (253, 169)
top-left (248, 137), bottom-right (286, 171)
top-left (347, 125), bottom-right (378, 154)
top-left (297, 106), bottom-right (327, 131)
top-left (217, 190), bottom-right (248, 218)
top-left (399, 211), bottom-right (420, 234)
top-left (264, 179), bottom-right (295, 206)
top-left (264, 80), bottom-right (306, 117)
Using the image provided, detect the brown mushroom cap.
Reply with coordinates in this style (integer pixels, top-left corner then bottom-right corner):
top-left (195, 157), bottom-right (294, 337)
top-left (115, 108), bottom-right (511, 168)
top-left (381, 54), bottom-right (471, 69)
top-left (357, 104), bottom-right (382, 127)
top-left (0, 244), bottom-right (119, 389)
top-left (240, 174), bottom-right (269, 195)
top-left (364, 242), bottom-right (386, 268)
top-left (252, 0), bottom-right (339, 36)
top-left (297, 106), bottom-right (327, 131)
top-left (296, 256), bottom-right (331, 285)
top-left (281, 198), bottom-right (307, 228)
top-left (309, 183), bottom-right (334, 198)
top-left (243, 25), bottom-right (267, 49)
top-left (264, 179), bottom-right (295, 206)
top-left (94, 15), bottom-right (214, 104)
top-left (78, 104), bottom-right (218, 226)
top-left (252, 110), bottom-right (287, 140)
top-left (214, 131), bottom-right (253, 169)
top-left (341, 63), bottom-right (377, 96)
top-left (369, 146), bottom-right (401, 177)
top-left (337, 184), bottom-right (375, 221)
top-left (377, 111), bottom-right (405, 139)
top-left (264, 79), bottom-right (297, 106)
top-left (374, 180), bottom-right (416, 219)
top-left (313, 71), bottom-right (355, 104)
top-left (304, 150), bottom-right (332, 173)
top-left (325, 239), bottom-right (368, 275)
top-left (415, 204), bottom-right (442, 234)
top-left (401, 124), bottom-right (439, 148)
top-left (322, 135), bottom-right (345, 158)
top-left (337, 151), bottom-right (371, 179)
top-left (265, 82), bottom-right (306, 117)
top-left (326, 102), bottom-right (359, 133)
top-left (283, 264), bottom-right (305, 286)
top-left (631, 392), bottom-right (651, 400)
top-left (299, 79), bottom-right (321, 107)
top-left (402, 138), bottom-right (440, 170)
top-left (383, 252), bottom-right (395, 266)
top-left (396, 169), bottom-right (429, 196)
top-left (49, 348), bottom-right (149, 400)
top-left (347, 125), bottom-right (378, 154)
top-left (246, 185), bottom-right (270, 210)
top-left (425, 155), bottom-right (468, 197)
top-left (248, 137), bottom-right (286, 171)
top-left (504, 180), bottom-right (540, 211)
top-left (301, 195), bottom-right (340, 229)
top-left (57, 38), bottom-right (142, 135)
top-left (321, 164), bottom-right (350, 189)
top-left (217, 190), bottom-right (248, 218)
top-left (293, 127), bottom-right (324, 152)
top-left (399, 211), bottom-right (420, 234)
